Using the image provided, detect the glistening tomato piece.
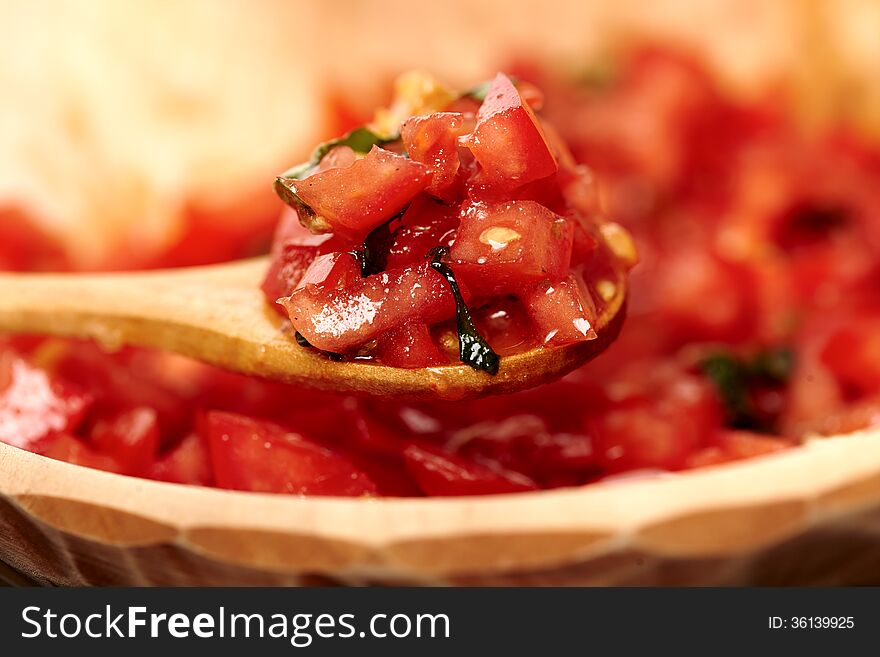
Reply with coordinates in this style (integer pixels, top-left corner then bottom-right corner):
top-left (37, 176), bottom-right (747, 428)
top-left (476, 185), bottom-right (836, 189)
top-left (41, 434), bottom-right (123, 473)
top-left (385, 195), bottom-right (458, 269)
top-left (260, 208), bottom-right (335, 310)
top-left (522, 276), bottom-right (598, 346)
top-left (204, 411), bottom-right (376, 496)
top-left (280, 263), bottom-right (458, 353)
top-left (89, 406), bottom-right (160, 476)
top-left (449, 200), bottom-right (574, 295)
top-left (148, 433), bottom-right (214, 486)
top-left (373, 322), bottom-right (446, 369)
top-left (403, 444), bottom-right (538, 496)
top-left (401, 112), bottom-right (467, 202)
top-left (293, 252), bottom-right (361, 292)
top-left (463, 73), bottom-right (557, 194)
top-left (0, 352), bottom-right (92, 452)
top-left (291, 146), bottom-right (429, 237)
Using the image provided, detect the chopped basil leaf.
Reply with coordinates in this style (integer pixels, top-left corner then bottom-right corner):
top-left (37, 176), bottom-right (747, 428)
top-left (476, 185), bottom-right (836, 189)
top-left (278, 127), bottom-right (392, 181)
top-left (700, 347), bottom-right (794, 431)
top-left (428, 247), bottom-right (500, 375)
top-left (293, 331), bottom-right (344, 362)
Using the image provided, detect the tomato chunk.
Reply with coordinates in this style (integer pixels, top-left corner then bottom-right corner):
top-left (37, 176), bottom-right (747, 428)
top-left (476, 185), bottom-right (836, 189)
top-left (373, 322), bottom-right (446, 368)
top-left (290, 146), bottom-right (429, 237)
top-left (42, 434), bottom-right (122, 473)
top-left (0, 352), bottom-right (92, 452)
top-left (260, 208), bottom-right (335, 309)
top-left (89, 407), bottom-right (160, 475)
top-left (281, 263), bottom-right (457, 353)
top-left (294, 252), bottom-right (361, 292)
top-left (820, 318), bottom-right (880, 397)
top-left (522, 276), bottom-right (597, 346)
top-left (463, 73), bottom-right (557, 194)
top-left (403, 444), bottom-right (538, 496)
top-left (149, 433), bottom-right (214, 486)
top-left (204, 411), bottom-right (376, 496)
top-left (401, 112), bottom-right (467, 202)
top-left (385, 195), bottom-right (458, 269)
top-left (449, 200), bottom-right (573, 295)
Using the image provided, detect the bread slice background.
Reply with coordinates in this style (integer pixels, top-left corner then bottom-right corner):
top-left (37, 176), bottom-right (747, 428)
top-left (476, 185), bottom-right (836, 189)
top-left (0, 0), bottom-right (876, 268)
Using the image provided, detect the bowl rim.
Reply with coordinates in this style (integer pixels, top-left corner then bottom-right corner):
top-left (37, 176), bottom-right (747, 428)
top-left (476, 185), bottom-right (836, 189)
top-left (2, 428), bottom-right (880, 579)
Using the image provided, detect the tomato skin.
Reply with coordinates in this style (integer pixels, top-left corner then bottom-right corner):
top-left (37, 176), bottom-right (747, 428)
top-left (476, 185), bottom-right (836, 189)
top-left (204, 411), bottom-right (376, 496)
top-left (0, 352), bottom-right (92, 452)
top-left (41, 434), bottom-right (123, 473)
top-left (373, 322), bottom-right (446, 369)
top-left (401, 112), bottom-right (467, 202)
top-left (149, 433), bottom-right (214, 486)
top-left (463, 73), bottom-right (558, 194)
top-left (294, 252), bottom-right (361, 292)
top-left (292, 146), bottom-right (429, 237)
top-left (403, 444), bottom-right (538, 496)
top-left (522, 276), bottom-right (597, 346)
top-left (261, 209), bottom-right (335, 310)
top-left (385, 195), bottom-right (458, 270)
top-left (281, 263), bottom-right (457, 353)
top-left (89, 406), bottom-right (160, 476)
top-left (449, 200), bottom-right (573, 295)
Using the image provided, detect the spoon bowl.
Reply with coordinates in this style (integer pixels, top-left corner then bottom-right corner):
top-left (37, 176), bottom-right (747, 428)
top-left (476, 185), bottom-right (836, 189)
top-left (0, 257), bottom-right (625, 400)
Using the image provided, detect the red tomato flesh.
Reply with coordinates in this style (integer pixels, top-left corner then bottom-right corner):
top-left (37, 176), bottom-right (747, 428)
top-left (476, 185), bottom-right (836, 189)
top-left (403, 443), bottom-right (538, 496)
top-left (281, 263), bottom-right (458, 353)
top-left (0, 352), bottom-right (92, 452)
top-left (291, 146), bottom-right (429, 237)
top-left (204, 411), bottom-right (376, 496)
top-left (450, 200), bottom-right (574, 295)
top-left (401, 112), bottom-right (468, 202)
top-left (89, 406), bottom-right (160, 475)
top-left (463, 73), bottom-right (558, 194)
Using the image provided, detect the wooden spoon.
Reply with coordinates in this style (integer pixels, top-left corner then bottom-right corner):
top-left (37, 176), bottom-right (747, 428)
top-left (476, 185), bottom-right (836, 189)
top-left (0, 257), bottom-right (625, 400)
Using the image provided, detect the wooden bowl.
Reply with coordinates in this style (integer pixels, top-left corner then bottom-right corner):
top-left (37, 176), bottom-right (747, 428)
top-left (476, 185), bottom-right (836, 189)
top-left (2, 427), bottom-right (880, 586)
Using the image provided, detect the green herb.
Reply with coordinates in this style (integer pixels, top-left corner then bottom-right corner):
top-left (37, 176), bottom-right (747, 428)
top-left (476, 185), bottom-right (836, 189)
top-left (273, 126), bottom-right (398, 223)
top-left (699, 347), bottom-right (794, 431)
top-left (293, 331), bottom-right (344, 362)
top-left (349, 217), bottom-right (399, 277)
top-left (278, 127), bottom-right (393, 181)
top-left (428, 247), bottom-right (500, 375)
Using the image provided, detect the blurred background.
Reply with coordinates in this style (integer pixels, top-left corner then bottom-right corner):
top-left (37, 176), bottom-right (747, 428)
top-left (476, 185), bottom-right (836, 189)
top-left (0, 0), bottom-right (878, 272)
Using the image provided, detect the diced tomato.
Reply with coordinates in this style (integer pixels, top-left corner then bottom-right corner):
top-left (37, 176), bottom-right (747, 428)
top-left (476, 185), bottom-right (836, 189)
top-left (294, 252), bottom-right (361, 292)
top-left (260, 208), bottom-right (336, 311)
top-left (0, 352), bottom-right (92, 452)
top-left (45, 343), bottom-right (190, 446)
top-left (204, 411), bottom-right (376, 496)
top-left (820, 319), bottom-right (880, 398)
top-left (290, 146), bottom-right (429, 237)
top-left (401, 112), bottom-right (468, 202)
top-left (403, 443), bottom-right (538, 496)
top-left (449, 200), bottom-right (573, 295)
top-left (385, 195), bottom-right (458, 269)
top-left (148, 433), bottom-right (214, 486)
top-left (591, 365), bottom-right (723, 472)
top-left (463, 73), bottom-right (557, 194)
top-left (522, 276), bottom-right (597, 346)
top-left (470, 297), bottom-right (535, 356)
top-left (373, 322), bottom-right (446, 368)
top-left (41, 434), bottom-right (123, 473)
top-left (89, 407), bottom-right (160, 475)
top-left (686, 430), bottom-right (791, 468)
top-left (281, 263), bottom-right (457, 353)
